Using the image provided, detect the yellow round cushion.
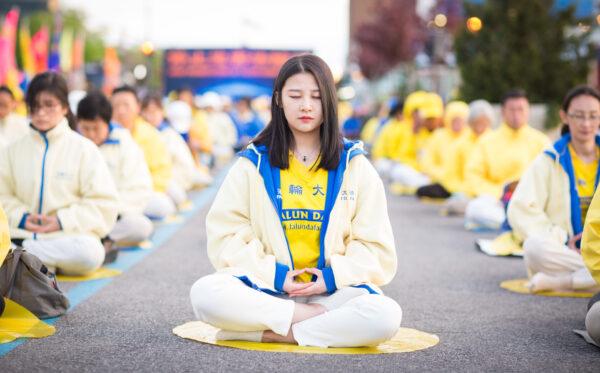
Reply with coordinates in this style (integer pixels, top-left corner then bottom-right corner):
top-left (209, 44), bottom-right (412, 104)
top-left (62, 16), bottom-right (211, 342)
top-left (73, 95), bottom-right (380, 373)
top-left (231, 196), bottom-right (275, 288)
top-left (500, 279), bottom-right (594, 298)
top-left (173, 321), bottom-right (439, 355)
top-left (56, 267), bottom-right (122, 282)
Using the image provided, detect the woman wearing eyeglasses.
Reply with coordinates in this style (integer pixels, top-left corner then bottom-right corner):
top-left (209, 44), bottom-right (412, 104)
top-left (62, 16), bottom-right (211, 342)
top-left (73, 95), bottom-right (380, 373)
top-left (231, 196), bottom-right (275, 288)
top-left (508, 85), bottom-right (600, 292)
top-left (0, 72), bottom-right (118, 275)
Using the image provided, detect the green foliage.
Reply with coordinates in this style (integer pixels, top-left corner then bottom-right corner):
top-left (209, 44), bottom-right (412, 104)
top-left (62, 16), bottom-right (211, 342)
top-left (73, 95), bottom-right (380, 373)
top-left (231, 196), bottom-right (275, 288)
top-left (544, 101), bottom-right (562, 130)
top-left (455, 0), bottom-right (593, 105)
top-left (84, 32), bottom-right (105, 63)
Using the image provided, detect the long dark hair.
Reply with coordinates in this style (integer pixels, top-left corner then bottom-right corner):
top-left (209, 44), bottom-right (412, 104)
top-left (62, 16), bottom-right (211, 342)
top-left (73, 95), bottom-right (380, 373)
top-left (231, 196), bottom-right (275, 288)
top-left (26, 72), bottom-right (76, 129)
top-left (253, 54), bottom-right (343, 170)
top-left (560, 85), bottom-right (600, 136)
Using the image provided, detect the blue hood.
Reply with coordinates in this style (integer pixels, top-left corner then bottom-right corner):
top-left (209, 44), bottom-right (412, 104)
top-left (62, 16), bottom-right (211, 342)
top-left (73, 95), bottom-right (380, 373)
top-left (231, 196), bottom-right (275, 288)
top-left (237, 139), bottom-right (366, 290)
top-left (544, 133), bottom-right (600, 236)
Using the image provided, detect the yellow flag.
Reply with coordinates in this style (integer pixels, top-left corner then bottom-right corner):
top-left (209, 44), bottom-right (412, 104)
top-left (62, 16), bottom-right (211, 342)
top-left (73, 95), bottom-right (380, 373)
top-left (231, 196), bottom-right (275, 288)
top-left (59, 28), bottom-right (74, 73)
top-left (19, 20), bottom-right (35, 76)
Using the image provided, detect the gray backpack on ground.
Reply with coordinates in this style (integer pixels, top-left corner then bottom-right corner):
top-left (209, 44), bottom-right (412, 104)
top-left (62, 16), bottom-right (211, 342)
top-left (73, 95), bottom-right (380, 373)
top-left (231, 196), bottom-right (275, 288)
top-left (0, 247), bottom-right (70, 319)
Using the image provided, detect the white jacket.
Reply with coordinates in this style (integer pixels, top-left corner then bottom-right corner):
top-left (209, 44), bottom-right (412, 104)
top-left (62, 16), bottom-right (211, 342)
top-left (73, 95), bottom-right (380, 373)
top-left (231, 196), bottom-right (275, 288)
top-left (206, 140), bottom-right (397, 294)
top-left (99, 123), bottom-right (153, 215)
top-left (508, 135), bottom-right (598, 244)
top-left (0, 112), bottom-right (28, 148)
top-left (157, 121), bottom-right (198, 191)
top-left (0, 118), bottom-right (119, 239)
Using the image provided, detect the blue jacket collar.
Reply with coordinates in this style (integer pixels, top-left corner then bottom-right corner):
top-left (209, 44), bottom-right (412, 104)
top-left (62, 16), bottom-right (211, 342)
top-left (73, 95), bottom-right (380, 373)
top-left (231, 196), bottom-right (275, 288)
top-left (157, 120), bottom-right (170, 132)
top-left (544, 133), bottom-right (600, 236)
top-left (101, 122), bottom-right (121, 145)
top-left (238, 139), bottom-right (366, 271)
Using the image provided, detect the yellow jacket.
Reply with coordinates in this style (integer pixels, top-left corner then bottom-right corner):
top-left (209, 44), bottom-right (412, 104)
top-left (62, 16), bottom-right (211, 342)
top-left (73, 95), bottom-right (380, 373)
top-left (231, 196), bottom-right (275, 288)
top-left (371, 91), bottom-right (429, 163)
top-left (360, 116), bottom-right (386, 146)
top-left (421, 101), bottom-right (470, 183)
top-left (0, 118), bottom-right (119, 239)
top-left (100, 124), bottom-right (153, 215)
top-left (371, 118), bottom-right (408, 161)
top-left (0, 112), bottom-right (28, 148)
top-left (421, 128), bottom-right (465, 182)
top-left (464, 123), bottom-right (549, 198)
top-left (189, 109), bottom-right (213, 153)
top-left (131, 118), bottom-right (173, 193)
top-left (584, 187), bottom-right (600, 285)
top-left (442, 128), bottom-right (488, 193)
top-left (207, 141), bottom-right (396, 293)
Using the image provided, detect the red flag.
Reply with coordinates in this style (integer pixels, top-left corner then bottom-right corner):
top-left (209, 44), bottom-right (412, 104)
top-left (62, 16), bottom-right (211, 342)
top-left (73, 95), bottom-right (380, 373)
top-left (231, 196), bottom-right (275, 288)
top-left (71, 33), bottom-right (85, 71)
top-left (2, 8), bottom-right (20, 71)
top-left (102, 47), bottom-right (121, 95)
top-left (31, 26), bottom-right (49, 73)
top-left (0, 38), bottom-right (9, 84)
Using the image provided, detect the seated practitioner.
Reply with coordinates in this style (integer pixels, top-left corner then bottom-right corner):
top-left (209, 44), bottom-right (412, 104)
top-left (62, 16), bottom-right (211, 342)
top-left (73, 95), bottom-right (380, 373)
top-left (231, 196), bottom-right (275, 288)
top-left (371, 91), bottom-right (428, 180)
top-left (509, 86), bottom-right (600, 292)
top-left (388, 92), bottom-right (445, 190)
top-left (464, 89), bottom-right (549, 230)
top-left (176, 87), bottom-right (214, 164)
top-left (142, 95), bottom-right (212, 199)
top-left (416, 101), bottom-right (470, 199)
top-left (0, 85), bottom-right (28, 147)
top-left (190, 54), bottom-right (401, 348)
top-left (360, 98), bottom-right (394, 150)
top-left (0, 72), bottom-right (118, 275)
top-left (230, 96), bottom-right (265, 150)
top-left (76, 91), bottom-right (154, 245)
top-left (442, 100), bottom-right (494, 214)
top-left (197, 92), bottom-right (238, 166)
top-left (111, 86), bottom-right (176, 219)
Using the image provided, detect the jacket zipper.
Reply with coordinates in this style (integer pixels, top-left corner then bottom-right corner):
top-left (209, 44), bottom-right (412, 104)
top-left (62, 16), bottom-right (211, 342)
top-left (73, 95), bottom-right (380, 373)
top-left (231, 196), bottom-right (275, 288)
top-left (34, 132), bottom-right (50, 240)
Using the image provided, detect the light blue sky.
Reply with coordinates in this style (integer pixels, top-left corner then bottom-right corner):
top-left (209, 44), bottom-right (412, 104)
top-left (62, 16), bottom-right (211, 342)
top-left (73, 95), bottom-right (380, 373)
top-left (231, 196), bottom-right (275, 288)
top-left (61, 0), bottom-right (350, 76)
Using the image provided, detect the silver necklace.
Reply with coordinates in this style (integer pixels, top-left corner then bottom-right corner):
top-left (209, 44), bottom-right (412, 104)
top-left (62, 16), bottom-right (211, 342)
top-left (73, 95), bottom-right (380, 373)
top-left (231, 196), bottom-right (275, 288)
top-left (294, 147), bottom-right (319, 164)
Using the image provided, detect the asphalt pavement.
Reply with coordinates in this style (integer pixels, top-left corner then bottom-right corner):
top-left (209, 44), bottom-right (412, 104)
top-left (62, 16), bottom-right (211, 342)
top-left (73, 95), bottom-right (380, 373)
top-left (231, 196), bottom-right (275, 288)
top-left (1, 175), bottom-right (599, 372)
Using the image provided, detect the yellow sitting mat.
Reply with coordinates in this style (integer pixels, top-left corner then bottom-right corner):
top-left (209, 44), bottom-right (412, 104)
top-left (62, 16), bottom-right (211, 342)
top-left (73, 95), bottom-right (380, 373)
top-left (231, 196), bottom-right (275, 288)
top-left (0, 298), bottom-right (55, 344)
top-left (389, 182), bottom-right (417, 196)
top-left (173, 321), bottom-right (439, 355)
top-left (138, 240), bottom-right (153, 250)
top-left (500, 279), bottom-right (594, 298)
top-left (56, 267), bottom-right (122, 282)
top-left (161, 214), bottom-right (184, 225)
top-left (476, 232), bottom-right (524, 257)
top-left (418, 197), bottom-right (446, 206)
top-left (117, 240), bottom-right (153, 250)
top-left (178, 200), bottom-right (194, 212)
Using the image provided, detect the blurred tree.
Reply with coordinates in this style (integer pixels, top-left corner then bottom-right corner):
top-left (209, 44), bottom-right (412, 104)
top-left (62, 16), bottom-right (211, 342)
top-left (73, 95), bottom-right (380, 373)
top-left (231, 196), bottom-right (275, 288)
top-left (455, 0), bottom-right (592, 104)
top-left (354, 0), bottom-right (427, 79)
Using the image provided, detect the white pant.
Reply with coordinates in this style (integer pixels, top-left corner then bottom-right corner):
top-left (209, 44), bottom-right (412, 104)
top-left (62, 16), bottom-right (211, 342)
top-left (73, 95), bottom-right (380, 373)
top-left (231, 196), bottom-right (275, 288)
top-left (190, 169), bottom-right (213, 188)
top-left (212, 145), bottom-right (234, 167)
top-left (167, 181), bottom-right (188, 207)
top-left (23, 235), bottom-right (104, 276)
top-left (390, 164), bottom-right (431, 188)
top-left (465, 195), bottom-right (505, 230)
top-left (374, 159), bottom-right (395, 180)
top-left (190, 273), bottom-right (402, 348)
top-left (524, 235), bottom-right (596, 290)
top-left (108, 213), bottom-right (153, 243)
top-left (144, 192), bottom-right (176, 220)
